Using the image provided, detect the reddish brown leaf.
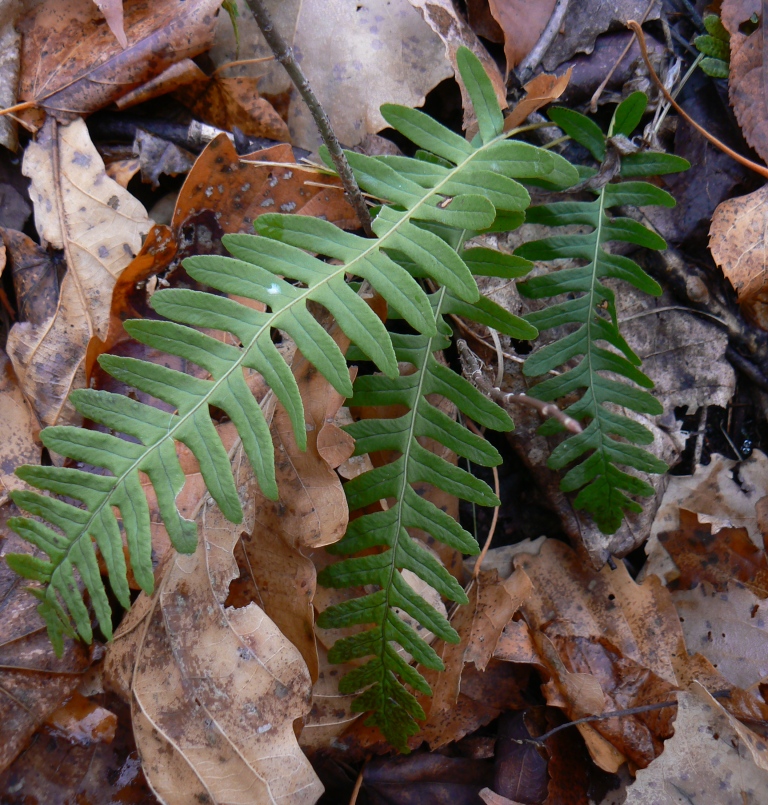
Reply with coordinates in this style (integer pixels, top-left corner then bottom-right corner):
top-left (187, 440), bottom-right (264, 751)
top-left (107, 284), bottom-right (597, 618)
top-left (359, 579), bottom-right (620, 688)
top-left (487, 0), bottom-right (557, 70)
top-left (659, 509), bottom-right (768, 597)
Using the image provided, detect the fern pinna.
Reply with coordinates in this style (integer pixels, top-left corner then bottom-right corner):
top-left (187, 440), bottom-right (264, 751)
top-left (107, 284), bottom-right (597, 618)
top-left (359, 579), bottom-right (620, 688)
top-left (5, 49), bottom-right (564, 663)
top-left (515, 93), bottom-right (689, 534)
top-left (315, 50), bottom-right (576, 750)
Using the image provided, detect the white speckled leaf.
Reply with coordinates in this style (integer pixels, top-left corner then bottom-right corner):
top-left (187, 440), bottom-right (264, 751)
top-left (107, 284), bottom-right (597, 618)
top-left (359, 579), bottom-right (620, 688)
top-left (7, 117), bottom-right (152, 426)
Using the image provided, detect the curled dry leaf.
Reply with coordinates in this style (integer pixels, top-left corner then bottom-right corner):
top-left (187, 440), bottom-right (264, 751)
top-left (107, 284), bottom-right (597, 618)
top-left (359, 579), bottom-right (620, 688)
top-left (710, 184), bottom-right (768, 327)
top-left (625, 682), bottom-right (768, 805)
top-left (16, 0), bottom-right (221, 127)
top-left (503, 67), bottom-right (573, 131)
top-left (7, 117), bottom-right (152, 427)
top-left (174, 64), bottom-right (290, 142)
top-left (408, 0), bottom-right (507, 132)
top-left (211, 0), bottom-right (454, 151)
top-left (0, 527), bottom-right (93, 773)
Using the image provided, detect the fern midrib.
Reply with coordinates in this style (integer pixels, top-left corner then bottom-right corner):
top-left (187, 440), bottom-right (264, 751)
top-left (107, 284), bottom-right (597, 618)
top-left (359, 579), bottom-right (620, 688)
top-left (377, 284), bottom-right (448, 678)
top-left (584, 183), bottom-right (610, 482)
top-left (41, 135), bottom-right (511, 626)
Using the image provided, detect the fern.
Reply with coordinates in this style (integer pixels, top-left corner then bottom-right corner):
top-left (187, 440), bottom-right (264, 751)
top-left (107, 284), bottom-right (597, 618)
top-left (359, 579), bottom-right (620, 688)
top-left (5, 48), bottom-right (568, 658)
top-left (315, 49), bottom-right (576, 750)
top-left (515, 93), bottom-right (689, 534)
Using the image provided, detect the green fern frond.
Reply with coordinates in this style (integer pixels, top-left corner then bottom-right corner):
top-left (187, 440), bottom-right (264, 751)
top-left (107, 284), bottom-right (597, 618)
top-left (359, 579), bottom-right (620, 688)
top-left (516, 93), bottom-right (689, 534)
top-left (316, 48), bottom-right (567, 751)
top-left (6, 47), bottom-right (570, 657)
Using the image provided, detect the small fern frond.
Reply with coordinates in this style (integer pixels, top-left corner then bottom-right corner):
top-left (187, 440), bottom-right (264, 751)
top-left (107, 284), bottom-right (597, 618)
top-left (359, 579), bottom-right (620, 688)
top-left (516, 92), bottom-right (689, 533)
top-left (6, 47), bottom-right (571, 654)
top-left (316, 48), bottom-right (562, 750)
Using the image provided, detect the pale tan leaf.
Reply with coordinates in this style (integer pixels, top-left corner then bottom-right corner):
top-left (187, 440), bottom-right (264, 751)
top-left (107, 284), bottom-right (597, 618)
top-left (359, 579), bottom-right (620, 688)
top-left (672, 582), bottom-right (768, 690)
top-left (626, 683), bottom-right (768, 804)
top-left (91, 0), bottom-right (127, 48)
top-left (8, 117), bottom-right (152, 426)
top-left (210, 0), bottom-right (453, 151)
top-left (0, 350), bottom-right (40, 503)
top-left (125, 444), bottom-right (323, 804)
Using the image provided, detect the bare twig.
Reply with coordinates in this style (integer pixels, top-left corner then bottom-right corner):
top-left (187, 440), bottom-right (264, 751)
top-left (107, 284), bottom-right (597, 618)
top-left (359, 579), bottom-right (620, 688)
top-left (242, 0), bottom-right (373, 234)
top-left (515, 0), bottom-right (571, 85)
top-left (508, 689), bottom-right (731, 746)
top-left (628, 19), bottom-right (768, 180)
top-left (457, 339), bottom-right (582, 434)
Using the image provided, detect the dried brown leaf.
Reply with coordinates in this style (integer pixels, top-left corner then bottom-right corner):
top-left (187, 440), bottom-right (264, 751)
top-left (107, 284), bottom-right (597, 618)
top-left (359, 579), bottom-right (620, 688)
top-left (488, 0), bottom-right (557, 70)
top-left (658, 509), bottom-right (768, 597)
top-left (504, 67), bottom-right (572, 131)
top-left (17, 0), bottom-right (221, 126)
top-left (175, 67), bottom-right (290, 142)
top-left (7, 117), bottom-right (152, 427)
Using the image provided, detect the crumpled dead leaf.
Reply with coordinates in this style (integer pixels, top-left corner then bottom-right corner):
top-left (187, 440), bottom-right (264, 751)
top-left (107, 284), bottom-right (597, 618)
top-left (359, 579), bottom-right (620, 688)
top-left (210, 0), bottom-right (454, 151)
top-left (174, 64), bottom-right (290, 142)
top-left (6, 117), bottom-right (152, 427)
top-left (710, 183), bottom-right (768, 328)
top-left (625, 682), bottom-right (768, 804)
top-left (0, 527), bottom-right (93, 773)
top-left (1, 227), bottom-right (61, 326)
top-left (644, 450), bottom-right (768, 585)
top-left (16, 0), bottom-right (221, 128)
top-left (503, 68), bottom-right (572, 131)
top-left (513, 538), bottom-right (681, 769)
top-left (0, 0), bottom-right (24, 150)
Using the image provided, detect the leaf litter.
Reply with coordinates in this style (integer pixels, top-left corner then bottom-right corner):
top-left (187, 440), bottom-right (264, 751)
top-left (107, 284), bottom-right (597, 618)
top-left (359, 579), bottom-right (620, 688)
top-left (3, 1), bottom-right (768, 803)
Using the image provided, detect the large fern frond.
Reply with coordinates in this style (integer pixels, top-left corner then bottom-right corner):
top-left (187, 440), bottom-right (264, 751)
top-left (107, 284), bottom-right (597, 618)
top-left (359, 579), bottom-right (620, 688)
top-left (316, 48), bottom-right (576, 750)
top-left (515, 93), bottom-right (689, 534)
top-left (6, 48), bottom-right (569, 656)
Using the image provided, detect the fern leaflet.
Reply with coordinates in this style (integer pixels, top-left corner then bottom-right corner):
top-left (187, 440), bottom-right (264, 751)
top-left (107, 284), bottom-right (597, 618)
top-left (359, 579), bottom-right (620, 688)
top-left (516, 92), bottom-right (689, 533)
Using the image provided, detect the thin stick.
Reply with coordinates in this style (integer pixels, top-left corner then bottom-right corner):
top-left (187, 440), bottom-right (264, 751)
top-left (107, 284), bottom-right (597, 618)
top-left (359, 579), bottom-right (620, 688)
top-left (213, 56), bottom-right (275, 76)
top-left (627, 20), bottom-right (768, 180)
top-left (0, 100), bottom-right (35, 118)
top-left (242, 0), bottom-right (373, 234)
top-left (348, 760), bottom-right (366, 805)
top-left (475, 465), bottom-right (500, 578)
top-left (515, 0), bottom-right (571, 84)
top-left (509, 689), bottom-right (731, 746)
top-left (458, 340), bottom-right (582, 434)
top-left (589, 0), bottom-right (658, 112)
